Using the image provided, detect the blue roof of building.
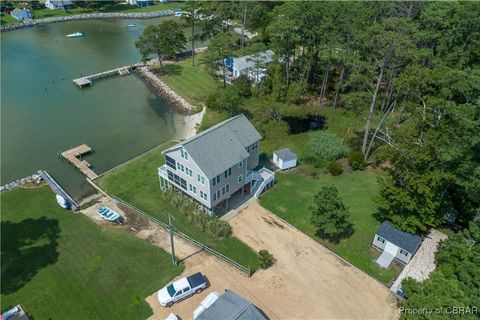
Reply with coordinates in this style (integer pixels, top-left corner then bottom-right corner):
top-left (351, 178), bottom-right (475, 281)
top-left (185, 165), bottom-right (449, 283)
top-left (377, 221), bottom-right (422, 253)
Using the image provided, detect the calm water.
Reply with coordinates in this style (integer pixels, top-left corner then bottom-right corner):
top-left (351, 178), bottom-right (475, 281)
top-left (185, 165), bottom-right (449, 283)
top-left (1, 18), bottom-right (195, 198)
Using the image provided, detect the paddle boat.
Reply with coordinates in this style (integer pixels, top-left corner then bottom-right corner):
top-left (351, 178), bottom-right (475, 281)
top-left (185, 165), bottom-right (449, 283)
top-left (97, 206), bottom-right (120, 222)
top-left (56, 194), bottom-right (71, 209)
top-left (66, 32), bottom-right (84, 38)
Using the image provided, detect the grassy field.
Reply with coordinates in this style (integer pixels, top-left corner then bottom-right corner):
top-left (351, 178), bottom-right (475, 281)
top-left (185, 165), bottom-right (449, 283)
top-left (96, 142), bottom-right (260, 272)
top-left (260, 170), bottom-right (398, 285)
top-left (1, 186), bottom-right (183, 319)
top-left (154, 56), bottom-right (220, 108)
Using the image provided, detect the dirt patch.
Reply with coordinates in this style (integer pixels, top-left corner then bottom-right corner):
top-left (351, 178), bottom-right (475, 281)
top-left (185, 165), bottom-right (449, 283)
top-left (261, 216), bottom-right (285, 229)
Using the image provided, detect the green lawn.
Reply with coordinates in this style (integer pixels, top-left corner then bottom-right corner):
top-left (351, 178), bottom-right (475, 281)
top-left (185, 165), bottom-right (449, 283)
top-left (260, 170), bottom-right (398, 285)
top-left (154, 56), bottom-right (220, 108)
top-left (1, 186), bottom-right (183, 319)
top-left (96, 143), bottom-right (259, 272)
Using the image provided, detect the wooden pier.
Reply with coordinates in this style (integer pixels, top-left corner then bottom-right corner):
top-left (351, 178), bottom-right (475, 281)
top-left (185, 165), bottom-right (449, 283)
top-left (61, 144), bottom-right (98, 179)
top-left (73, 63), bottom-right (142, 88)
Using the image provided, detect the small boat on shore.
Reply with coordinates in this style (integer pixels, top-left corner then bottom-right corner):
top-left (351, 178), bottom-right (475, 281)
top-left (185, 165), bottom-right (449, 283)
top-left (56, 194), bottom-right (71, 209)
top-left (66, 32), bottom-right (84, 38)
top-left (97, 206), bottom-right (120, 222)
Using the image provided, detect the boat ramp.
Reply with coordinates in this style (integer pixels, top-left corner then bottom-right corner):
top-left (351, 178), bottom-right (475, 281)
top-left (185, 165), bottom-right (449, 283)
top-left (37, 170), bottom-right (79, 211)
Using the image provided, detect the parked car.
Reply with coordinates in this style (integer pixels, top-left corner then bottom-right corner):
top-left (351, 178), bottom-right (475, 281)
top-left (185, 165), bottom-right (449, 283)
top-left (158, 272), bottom-right (207, 307)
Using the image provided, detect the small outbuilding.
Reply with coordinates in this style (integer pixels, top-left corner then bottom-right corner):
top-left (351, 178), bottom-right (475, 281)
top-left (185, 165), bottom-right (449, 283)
top-left (273, 148), bottom-right (297, 170)
top-left (45, 0), bottom-right (73, 10)
top-left (373, 221), bottom-right (422, 268)
top-left (195, 290), bottom-right (266, 320)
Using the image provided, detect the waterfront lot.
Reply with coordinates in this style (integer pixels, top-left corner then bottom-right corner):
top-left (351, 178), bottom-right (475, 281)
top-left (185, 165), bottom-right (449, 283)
top-left (146, 200), bottom-right (398, 320)
top-left (0, 186), bottom-right (183, 319)
top-left (95, 143), bottom-right (260, 271)
top-left (154, 55), bottom-right (219, 107)
top-left (260, 170), bottom-right (399, 285)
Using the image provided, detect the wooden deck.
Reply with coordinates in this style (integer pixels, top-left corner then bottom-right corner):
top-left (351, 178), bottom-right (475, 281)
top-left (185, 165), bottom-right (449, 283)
top-left (61, 144), bottom-right (98, 180)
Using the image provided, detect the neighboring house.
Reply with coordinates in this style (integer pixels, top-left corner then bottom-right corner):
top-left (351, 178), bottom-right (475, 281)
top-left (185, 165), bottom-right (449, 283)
top-left (225, 50), bottom-right (274, 83)
top-left (126, 0), bottom-right (154, 7)
top-left (45, 0), bottom-right (73, 10)
top-left (158, 114), bottom-right (275, 214)
top-left (195, 290), bottom-right (266, 320)
top-left (10, 8), bottom-right (32, 21)
top-left (273, 148), bottom-right (297, 170)
top-left (373, 221), bottom-right (422, 268)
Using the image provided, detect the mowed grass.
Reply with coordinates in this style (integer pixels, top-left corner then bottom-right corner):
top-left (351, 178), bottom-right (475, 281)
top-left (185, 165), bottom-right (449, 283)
top-left (155, 56), bottom-right (219, 107)
top-left (260, 170), bottom-right (398, 285)
top-left (96, 143), bottom-right (260, 271)
top-left (1, 186), bottom-right (183, 319)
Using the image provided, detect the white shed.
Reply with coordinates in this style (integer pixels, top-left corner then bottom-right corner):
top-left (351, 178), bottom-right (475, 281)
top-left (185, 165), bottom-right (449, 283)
top-left (273, 148), bottom-right (297, 170)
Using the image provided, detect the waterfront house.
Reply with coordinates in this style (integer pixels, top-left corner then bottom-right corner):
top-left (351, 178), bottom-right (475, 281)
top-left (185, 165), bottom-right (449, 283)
top-left (158, 114), bottom-right (275, 214)
top-left (273, 148), bottom-right (297, 170)
top-left (373, 221), bottom-right (422, 268)
top-left (45, 0), bottom-right (73, 10)
top-left (126, 0), bottom-right (154, 7)
top-left (10, 8), bottom-right (32, 20)
top-left (225, 50), bottom-right (274, 83)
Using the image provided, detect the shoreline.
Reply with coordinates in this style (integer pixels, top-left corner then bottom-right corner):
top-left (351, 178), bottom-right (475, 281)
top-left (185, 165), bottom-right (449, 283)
top-left (0, 10), bottom-right (174, 32)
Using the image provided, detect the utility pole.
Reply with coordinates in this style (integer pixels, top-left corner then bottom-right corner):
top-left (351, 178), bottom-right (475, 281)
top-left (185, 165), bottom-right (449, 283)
top-left (168, 213), bottom-right (176, 266)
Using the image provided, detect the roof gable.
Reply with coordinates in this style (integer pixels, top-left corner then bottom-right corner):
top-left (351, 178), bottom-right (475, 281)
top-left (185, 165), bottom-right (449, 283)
top-left (163, 114), bottom-right (261, 179)
top-left (274, 148), bottom-right (297, 161)
top-left (377, 222), bottom-right (422, 253)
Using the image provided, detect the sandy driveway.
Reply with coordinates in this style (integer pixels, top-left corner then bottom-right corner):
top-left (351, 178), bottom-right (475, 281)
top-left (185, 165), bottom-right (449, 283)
top-left (144, 200), bottom-right (398, 320)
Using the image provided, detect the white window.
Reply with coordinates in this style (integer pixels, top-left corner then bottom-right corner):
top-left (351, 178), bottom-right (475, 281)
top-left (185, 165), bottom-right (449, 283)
top-left (400, 249), bottom-right (408, 257)
top-left (377, 236), bottom-right (385, 244)
top-left (238, 175), bottom-right (243, 183)
top-left (185, 167), bottom-right (192, 177)
top-left (201, 191), bottom-right (207, 201)
top-left (197, 174), bottom-right (205, 185)
top-left (180, 149), bottom-right (189, 160)
top-left (222, 186), bottom-right (226, 195)
top-left (216, 190), bottom-right (221, 199)
top-left (180, 164), bottom-right (184, 172)
top-left (176, 162), bottom-right (181, 171)
top-left (226, 184), bottom-right (229, 193)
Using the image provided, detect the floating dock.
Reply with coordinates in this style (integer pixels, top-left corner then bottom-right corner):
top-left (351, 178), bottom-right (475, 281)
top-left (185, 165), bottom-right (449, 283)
top-left (61, 144), bottom-right (98, 180)
top-left (73, 64), bottom-right (142, 88)
top-left (38, 170), bottom-right (79, 211)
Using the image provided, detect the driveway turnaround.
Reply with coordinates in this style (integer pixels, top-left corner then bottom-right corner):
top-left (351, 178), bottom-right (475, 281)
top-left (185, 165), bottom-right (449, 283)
top-left (145, 200), bottom-right (398, 320)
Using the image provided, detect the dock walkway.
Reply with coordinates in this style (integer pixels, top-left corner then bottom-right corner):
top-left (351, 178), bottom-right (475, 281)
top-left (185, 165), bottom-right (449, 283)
top-left (73, 63), bottom-right (143, 87)
top-left (38, 170), bottom-right (79, 211)
top-left (61, 144), bottom-right (98, 180)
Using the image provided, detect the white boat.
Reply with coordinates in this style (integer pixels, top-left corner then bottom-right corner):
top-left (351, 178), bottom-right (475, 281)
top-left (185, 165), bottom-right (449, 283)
top-left (66, 32), bottom-right (84, 38)
top-left (127, 24), bottom-right (136, 28)
top-left (56, 194), bottom-right (70, 209)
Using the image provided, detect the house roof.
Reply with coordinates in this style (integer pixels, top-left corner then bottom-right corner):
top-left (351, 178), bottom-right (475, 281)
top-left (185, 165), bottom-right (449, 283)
top-left (196, 290), bottom-right (266, 320)
top-left (273, 148), bottom-right (297, 161)
top-left (233, 50), bottom-right (274, 72)
top-left (163, 114), bottom-right (261, 179)
top-left (48, 0), bottom-right (73, 5)
top-left (377, 221), bottom-right (422, 253)
top-left (11, 8), bottom-right (29, 16)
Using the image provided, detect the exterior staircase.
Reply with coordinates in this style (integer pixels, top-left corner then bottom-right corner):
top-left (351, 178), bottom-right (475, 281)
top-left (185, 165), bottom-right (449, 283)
top-left (248, 168), bottom-right (275, 198)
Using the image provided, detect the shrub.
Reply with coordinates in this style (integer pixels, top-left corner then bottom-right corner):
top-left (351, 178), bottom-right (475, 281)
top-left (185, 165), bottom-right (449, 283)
top-left (327, 161), bottom-right (343, 176)
top-left (258, 249), bottom-right (276, 269)
top-left (206, 87), bottom-right (242, 114)
top-left (308, 132), bottom-right (350, 161)
top-left (161, 190), bottom-right (232, 238)
top-left (348, 151), bottom-right (366, 170)
top-left (232, 75), bottom-right (252, 97)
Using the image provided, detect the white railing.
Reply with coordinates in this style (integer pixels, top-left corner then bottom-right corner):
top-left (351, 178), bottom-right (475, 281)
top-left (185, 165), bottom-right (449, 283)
top-left (245, 170), bottom-right (262, 183)
top-left (254, 175), bottom-right (275, 198)
top-left (251, 167), bottom-right (275, 198)
top-left (158, 165), bottom-right (168, 180)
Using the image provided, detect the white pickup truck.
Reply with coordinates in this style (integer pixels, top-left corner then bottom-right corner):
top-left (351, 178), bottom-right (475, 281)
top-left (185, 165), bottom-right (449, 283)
top-left (157, 272), bottom-right (207, 307)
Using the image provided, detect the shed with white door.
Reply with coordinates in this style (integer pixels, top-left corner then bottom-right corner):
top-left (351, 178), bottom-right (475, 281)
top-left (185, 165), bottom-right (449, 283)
top-left (373, 221), bottom-right (421, 268)
top-left (273, 148), bottom-right (297, 170)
